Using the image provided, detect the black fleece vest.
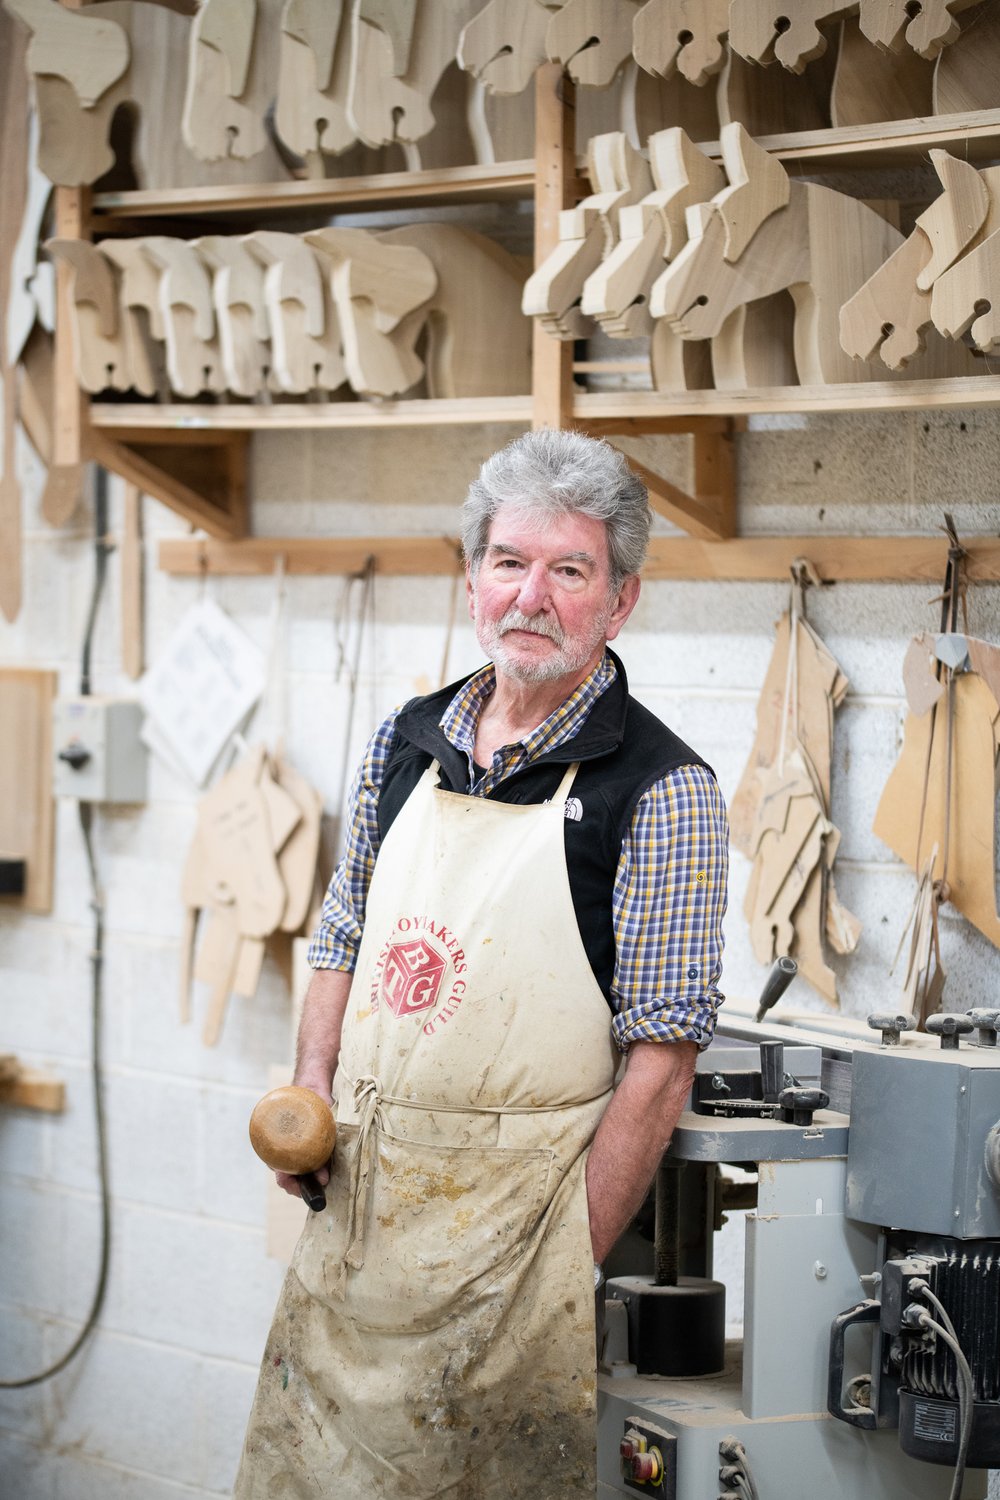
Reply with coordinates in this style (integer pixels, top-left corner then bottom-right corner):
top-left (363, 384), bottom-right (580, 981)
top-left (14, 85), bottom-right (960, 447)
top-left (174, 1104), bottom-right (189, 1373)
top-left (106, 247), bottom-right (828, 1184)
top-left (375, 653), bottom-right (713, 1005)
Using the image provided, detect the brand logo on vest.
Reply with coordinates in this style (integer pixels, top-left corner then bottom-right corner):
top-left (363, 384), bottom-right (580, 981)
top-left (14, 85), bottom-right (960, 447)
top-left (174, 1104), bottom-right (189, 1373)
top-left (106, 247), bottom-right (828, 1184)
top-left (565, 796), bottom-right (583, 822)
top-left (371, 915), bottom-right (469, 1026)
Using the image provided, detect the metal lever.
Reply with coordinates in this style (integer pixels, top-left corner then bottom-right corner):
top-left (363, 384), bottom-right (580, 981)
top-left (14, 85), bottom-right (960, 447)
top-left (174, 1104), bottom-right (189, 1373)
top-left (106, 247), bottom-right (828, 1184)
top-left (754, 956), bottom-right (798, 1023)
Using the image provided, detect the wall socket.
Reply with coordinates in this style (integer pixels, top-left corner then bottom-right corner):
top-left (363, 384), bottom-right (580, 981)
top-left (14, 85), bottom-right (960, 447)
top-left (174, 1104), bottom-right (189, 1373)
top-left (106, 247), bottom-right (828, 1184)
top-left (53, 696), bottom-right (148, 803)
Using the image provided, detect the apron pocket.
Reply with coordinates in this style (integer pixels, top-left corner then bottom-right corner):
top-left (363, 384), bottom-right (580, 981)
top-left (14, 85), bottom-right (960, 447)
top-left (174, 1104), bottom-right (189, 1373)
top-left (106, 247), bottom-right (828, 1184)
top-left (296, 1125), bottom-right (555, 1334)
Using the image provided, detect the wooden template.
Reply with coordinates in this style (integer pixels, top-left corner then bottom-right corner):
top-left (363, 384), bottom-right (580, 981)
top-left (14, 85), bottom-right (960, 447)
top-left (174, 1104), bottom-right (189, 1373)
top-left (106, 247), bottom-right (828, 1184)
top-left (0, 669), bottom-right (56, 915)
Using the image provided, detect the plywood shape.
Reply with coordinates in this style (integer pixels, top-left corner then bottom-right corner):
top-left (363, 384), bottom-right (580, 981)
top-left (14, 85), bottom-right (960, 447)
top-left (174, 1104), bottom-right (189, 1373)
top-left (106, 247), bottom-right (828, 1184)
top-left (17, 324), bottom-right (54, 466)
top-left (182, 0), bottom-right (268, 162)
top-left (379, 223), bottom-right (532, 397)
top-left (720, 43), bottom-right (835, 134)
top-left (654, 176), bottom-right (906, 385)
top-left (933, 0), bottom-right (1000, 111)
top-left (859, 0), bottom-right (984, 59)
top-left (5, 0), bottom-right (131, 108)
top-left (1, 4), bottom-right (29, 623)
top-left (0, 669), bottom-right (56, 914)
top-left (874, 671), bottom-right (1000, 949)
top-left (715, 122), bottom-right (791, 263)
top-left (710, 293), bottom-right (798, 389)
top-left (140, 237), bottom-right (226, 396)
top-left (247, 230), bottom-right (347, 394)
top-left (347, 0), bottom-right (481, 147)
top-left (831, 15), bottom-right (935, 126)
top-left (916, 151), bottom-right (992, 289)
top-left (458, 0), bottom-right (551, 94)
top-left (633, 0), bottom-right (729, 85)
top-left (197, 235), bottom-right (272, 396)
top-left (102, 238), bottom-right (169, 398)
top-left (546, 0), bottom-right (639, 87)
top-left (728, 0), bottom-right (855, 71)
top-left (274, 0), bottom-right (355, 163)
top-left (932, 222), bottom-right (1000, 350)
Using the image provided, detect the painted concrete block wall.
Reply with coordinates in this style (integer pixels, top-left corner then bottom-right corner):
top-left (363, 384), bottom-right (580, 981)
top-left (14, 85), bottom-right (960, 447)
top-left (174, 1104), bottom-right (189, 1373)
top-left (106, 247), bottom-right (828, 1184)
top-left (1, 410), bottom-right (999, 1497)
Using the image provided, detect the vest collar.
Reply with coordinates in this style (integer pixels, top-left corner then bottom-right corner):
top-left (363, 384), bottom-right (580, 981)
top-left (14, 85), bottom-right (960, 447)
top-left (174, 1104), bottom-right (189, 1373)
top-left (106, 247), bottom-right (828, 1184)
top-left (395, 649), bottom-right (631, 778)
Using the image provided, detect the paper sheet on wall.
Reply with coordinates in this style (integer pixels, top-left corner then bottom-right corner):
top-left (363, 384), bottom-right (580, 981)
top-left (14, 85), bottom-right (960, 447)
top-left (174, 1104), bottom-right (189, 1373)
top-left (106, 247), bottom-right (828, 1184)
top-left (139, 599), bottom-right (265, 784)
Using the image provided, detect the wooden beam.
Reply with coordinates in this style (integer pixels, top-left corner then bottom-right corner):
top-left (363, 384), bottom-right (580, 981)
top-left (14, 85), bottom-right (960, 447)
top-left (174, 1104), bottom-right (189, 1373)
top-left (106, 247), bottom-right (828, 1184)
top-left (532, 63), bottom-right (575, 432)
top-left (643, 535), bottom-right (1000, 583)
top-left (88, 431), bottom-right (249, 539)
top-left (575, 377), bottom-right (1000, 419)
top-left (89, 396), bottom-right (537, 431)
top-left (158, 534), bottom-right (1000, 584)
top-left (158, 536), bottom-right (462, 575)
top-left (0, 1065), bottom-right (66, 1113)
top-left (617, 430), bottom-right (736, 541)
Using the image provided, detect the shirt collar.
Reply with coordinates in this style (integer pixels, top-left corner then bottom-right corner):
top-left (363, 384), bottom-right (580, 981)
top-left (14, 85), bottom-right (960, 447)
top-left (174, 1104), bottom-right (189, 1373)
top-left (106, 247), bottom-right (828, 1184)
top-left (440, 651), bottom-right (618, 764)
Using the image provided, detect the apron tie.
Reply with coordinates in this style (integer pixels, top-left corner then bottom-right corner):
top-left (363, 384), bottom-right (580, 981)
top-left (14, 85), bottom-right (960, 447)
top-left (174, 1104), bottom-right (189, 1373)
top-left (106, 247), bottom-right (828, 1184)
top-left (344, 1075), bottom-right (386, 1271)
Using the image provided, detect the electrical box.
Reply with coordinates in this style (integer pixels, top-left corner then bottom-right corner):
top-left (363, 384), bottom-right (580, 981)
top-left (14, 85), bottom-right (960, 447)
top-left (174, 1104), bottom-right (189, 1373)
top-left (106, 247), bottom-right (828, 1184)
top-left (53, 696), bottom-right (148, 803)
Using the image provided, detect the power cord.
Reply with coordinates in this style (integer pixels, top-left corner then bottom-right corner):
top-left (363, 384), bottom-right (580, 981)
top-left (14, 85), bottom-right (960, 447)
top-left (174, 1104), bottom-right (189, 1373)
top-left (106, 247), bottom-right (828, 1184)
top-left (907, 1279), bottom-right (975, 1500)
top-left (0, 467), bottom-right (114, 1388)
top-left (719, 1436), bottom-right (761, 1500)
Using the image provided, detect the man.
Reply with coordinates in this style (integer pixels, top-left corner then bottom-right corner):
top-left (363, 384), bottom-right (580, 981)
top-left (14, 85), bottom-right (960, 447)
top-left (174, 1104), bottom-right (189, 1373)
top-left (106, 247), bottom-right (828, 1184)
top-left (235, 429), bottom-right (728, 1499)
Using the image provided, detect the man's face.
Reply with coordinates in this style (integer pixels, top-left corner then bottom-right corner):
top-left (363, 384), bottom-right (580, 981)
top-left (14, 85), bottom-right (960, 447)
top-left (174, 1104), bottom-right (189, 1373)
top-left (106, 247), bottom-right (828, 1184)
top-left (467, 510), bottom-right (640, 689)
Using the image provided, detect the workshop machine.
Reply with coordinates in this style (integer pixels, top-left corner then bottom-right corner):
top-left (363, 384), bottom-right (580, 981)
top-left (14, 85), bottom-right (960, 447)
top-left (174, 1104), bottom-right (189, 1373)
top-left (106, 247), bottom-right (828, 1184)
top-left (596, 979), bottom-right (1000, 1499)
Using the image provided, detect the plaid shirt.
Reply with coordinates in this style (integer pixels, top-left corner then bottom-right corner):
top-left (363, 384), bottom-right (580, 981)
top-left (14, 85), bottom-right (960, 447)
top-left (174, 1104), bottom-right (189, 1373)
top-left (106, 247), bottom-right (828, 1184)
top-left (309, 653), bottom-right (728, 1051)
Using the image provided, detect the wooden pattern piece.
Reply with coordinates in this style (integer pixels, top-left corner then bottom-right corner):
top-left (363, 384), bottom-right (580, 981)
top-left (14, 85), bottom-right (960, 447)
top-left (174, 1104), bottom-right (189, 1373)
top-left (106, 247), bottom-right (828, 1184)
top-left (101, 238), bottom-right (169, 398)
top-left (874, 670), bottom-right (1000, 950)
top-left (859, 0), bottom-right (984, 58)
top-left (246, 231), bottom-right (347, 394)
top-left (197, 235), bottom-right (273, 396)
top-left (831, 14), bottom-right (935, 125)
top-left (932, 224), bottom-right (1000, 351)
top-left (45, 239), bottom-right (131, 392)
top-left (523, 131), bottom-right (652, 340)
top-left (916, 152), bottom-right (993, 289)
top-left (632, 0), bottom-right (729, 85)
top-left (457, 0), bottom-right (552, 94)
top-left (306, 227), bottom-right (435, 397)
top-left (546, 0), bottom-right (639, 87)
top-left (652, 125), bottom-right (904, 386)
top-left (347, 0), bottom-right (481, 148)
top-left (714, 121), bottom-right (790, 264)
top-left (182, 0), bottom-right (268, 161)
top-left (140, 237), bottom-right (226, 396)
top-left (582, 128), bottom-right (724, 338)
top-left (0, 3), bottom-right (29, 622)
top-left (0, 669), bottom-right (56, 914)
top-left (274, 0), bottom-right (357, 166)
top-left (121, 482), bottom-right (144, 681)
top-left (17, 325), bottom-right (54, 466)
top-left (728, 0), bottom-right (856, 71)
top-left (379, 223), bottom-right (532, 397)
top-left (7, 110), bottom-right (53, 370)
top-left (933, 0), bottom-right (1000, 112)
top-left (718, 42), bottom-right (836, 135)
top-left (5, 0), bottom-right (131, 108)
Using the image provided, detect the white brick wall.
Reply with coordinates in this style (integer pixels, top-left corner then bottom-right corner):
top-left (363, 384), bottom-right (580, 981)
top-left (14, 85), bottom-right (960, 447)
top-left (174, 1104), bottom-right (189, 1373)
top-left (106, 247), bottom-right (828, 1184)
top-left (2, 413), bottom-right (999, 1495)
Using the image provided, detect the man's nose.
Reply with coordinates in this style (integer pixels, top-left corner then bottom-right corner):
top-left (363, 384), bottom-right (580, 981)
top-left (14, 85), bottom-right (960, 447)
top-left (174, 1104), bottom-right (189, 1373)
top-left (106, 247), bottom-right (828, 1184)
top-left (516, 562), bottom-right (550, 614)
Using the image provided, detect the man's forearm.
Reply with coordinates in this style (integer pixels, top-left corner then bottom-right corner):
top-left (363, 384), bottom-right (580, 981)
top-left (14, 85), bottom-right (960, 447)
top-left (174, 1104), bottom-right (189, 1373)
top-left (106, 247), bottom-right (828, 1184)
top-left (585, 1039), bottom-right (697, 1265)
top-left (294, 967), bottom-right (353, 1099)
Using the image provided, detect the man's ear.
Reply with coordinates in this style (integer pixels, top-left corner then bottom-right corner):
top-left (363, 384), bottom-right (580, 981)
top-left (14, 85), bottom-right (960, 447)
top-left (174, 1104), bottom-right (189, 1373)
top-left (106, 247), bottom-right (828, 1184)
top-left (466, 563), bottom-right (476, 619)
top-left (606, 574), bottom-right (641, 642)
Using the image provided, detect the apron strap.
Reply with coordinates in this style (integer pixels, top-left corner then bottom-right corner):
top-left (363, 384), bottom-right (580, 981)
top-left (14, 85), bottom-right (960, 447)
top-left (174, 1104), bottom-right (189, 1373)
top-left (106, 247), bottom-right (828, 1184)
top-left (554, 761), bottom-right (581, 801)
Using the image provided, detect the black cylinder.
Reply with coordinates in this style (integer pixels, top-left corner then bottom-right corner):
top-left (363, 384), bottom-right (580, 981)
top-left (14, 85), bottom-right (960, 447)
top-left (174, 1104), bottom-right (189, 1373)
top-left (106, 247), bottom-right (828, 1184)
top-left (606, 1273), bottom-right (726, 1377)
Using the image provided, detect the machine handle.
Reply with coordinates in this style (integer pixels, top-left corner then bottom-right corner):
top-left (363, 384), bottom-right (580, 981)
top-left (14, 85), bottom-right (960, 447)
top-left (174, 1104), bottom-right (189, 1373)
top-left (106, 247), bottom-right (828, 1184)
top-left (828, 1300), bottom-right (880, 1429)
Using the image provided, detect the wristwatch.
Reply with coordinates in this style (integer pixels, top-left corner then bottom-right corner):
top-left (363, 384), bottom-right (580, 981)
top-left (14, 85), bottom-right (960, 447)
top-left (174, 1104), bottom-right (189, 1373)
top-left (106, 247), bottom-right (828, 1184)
top-left (594, 1263), bottom-right (605, 1290)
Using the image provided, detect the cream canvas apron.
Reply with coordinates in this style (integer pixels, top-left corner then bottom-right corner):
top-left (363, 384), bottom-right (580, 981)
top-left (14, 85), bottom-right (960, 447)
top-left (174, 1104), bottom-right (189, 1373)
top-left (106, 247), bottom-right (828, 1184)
top-left (235, 760), bottom-right (617, 1499)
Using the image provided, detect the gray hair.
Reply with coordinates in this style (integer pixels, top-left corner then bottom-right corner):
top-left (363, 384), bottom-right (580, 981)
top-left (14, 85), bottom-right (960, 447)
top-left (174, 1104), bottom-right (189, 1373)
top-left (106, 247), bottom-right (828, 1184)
top-left (461, 429), bottom-right (651, 590)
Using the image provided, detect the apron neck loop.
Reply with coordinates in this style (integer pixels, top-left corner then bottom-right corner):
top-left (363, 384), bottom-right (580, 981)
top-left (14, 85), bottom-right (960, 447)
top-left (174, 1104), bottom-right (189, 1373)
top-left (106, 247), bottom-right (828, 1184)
top-left (344, 1076), bottom-right (385, 1271)
top-left (554, 761), bottom-right (581, 801)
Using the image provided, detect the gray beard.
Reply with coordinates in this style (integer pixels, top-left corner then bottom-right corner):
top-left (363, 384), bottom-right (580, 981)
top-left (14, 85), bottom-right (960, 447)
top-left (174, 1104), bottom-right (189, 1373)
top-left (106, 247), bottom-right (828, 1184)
top-left (477, 607), bottom-right (604, 685)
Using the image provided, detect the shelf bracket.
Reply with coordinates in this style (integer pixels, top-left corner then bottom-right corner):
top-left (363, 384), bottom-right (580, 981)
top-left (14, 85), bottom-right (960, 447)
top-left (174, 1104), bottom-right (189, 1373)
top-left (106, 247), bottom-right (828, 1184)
top-left (613, 426), bottom-right (736, 540)
top-left (87, 429), bottom-right (249, 539)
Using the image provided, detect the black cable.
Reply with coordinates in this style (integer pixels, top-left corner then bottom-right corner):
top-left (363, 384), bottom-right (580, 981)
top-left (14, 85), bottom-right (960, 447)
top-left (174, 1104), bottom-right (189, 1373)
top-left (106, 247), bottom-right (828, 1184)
top-left (0, 467), bottom-right (114, 1389)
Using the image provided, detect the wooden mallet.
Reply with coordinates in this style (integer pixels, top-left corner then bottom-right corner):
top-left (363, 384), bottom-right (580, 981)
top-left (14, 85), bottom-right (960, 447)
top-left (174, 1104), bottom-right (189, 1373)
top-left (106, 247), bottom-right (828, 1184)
top-left (249, 1086), bottom-right (336, 1212)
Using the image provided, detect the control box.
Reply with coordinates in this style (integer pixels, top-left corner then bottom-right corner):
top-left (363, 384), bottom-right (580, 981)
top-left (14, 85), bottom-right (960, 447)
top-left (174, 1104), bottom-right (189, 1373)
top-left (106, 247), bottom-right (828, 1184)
top-left (53, 696), bottom-right (148, 803)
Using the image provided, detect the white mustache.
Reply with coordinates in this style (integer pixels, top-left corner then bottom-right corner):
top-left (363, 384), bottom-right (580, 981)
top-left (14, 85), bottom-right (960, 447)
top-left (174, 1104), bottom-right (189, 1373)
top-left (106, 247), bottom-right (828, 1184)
top-left (498, 608), bottom-right (564, 645)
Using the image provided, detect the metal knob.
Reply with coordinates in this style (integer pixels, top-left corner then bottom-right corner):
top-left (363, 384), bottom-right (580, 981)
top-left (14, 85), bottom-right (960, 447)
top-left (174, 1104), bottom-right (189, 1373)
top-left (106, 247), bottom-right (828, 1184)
top-left (629, 1449), bottom-right (663, 1484)
top-left (779, 1086), bottom-right (829, 1126)
top-left (58, 741), bottom-right (91, 771)
top-left (867, 1013), bottom-right (916, 1047)
top-left (967, 1010), bottom-right (1000, 1048)
top-left (925, 1014), bottom-right (975, 1050)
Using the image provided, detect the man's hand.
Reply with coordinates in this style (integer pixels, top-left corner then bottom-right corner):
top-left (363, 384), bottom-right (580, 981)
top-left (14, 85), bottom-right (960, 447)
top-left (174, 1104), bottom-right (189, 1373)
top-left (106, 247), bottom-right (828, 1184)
top-left (585, 1039), bottom-right (697, 1265)
top-left (275, 969), bottom-right (353, 1199)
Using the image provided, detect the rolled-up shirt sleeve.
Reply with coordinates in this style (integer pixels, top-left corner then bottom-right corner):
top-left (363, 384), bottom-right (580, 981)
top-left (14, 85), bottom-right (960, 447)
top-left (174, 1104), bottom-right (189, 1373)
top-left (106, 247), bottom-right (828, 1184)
top-left (610, 763), bottom-right (729, 1052)
top-left (306, 710), bottom-right (400, 974)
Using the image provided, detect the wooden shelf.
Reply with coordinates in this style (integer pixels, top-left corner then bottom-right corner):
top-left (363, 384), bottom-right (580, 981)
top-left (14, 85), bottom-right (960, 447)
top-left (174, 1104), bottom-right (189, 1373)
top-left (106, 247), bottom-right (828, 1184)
top-left (91, 159), bottom-right (541, 226)
top-left (89, 374), bottom-right (1000, 438)
top-left (697, 108), bottom-right (1000, 172)
top-left (158, 533), bottom-right (1000, 583)
top-left (89, 396), bottom-right (731, 435)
